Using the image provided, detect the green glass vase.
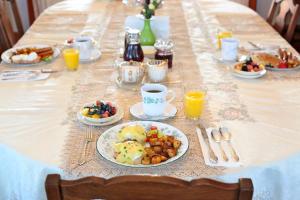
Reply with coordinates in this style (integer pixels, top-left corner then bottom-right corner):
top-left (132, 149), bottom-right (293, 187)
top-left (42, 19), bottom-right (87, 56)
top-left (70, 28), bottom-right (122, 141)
top-left (140, 19), bottom-right (156, 46)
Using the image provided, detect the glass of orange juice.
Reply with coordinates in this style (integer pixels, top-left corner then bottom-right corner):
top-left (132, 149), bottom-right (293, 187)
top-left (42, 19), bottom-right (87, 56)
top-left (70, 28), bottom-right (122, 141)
top-left (217, 31), bottom-right (232, 49)
top-left (63, 48), bottom-right (79, 71)
top-left (184, 89), bottom-right (206, 120)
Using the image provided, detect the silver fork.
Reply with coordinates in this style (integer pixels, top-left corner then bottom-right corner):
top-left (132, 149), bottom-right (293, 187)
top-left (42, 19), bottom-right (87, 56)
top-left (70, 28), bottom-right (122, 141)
top-left (78, 126), bottom-right (93, 166)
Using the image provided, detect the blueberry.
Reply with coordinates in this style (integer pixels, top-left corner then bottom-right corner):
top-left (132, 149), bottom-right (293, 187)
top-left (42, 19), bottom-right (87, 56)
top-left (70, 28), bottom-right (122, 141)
top-left (242, 65), bottom-right (248, 71)
top-left (245, 57), bottom-right (253, 65)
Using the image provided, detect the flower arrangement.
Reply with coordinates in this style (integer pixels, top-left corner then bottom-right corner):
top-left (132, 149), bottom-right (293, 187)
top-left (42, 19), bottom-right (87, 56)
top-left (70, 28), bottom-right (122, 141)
top-left (141, 0), bottom-right (162, 19)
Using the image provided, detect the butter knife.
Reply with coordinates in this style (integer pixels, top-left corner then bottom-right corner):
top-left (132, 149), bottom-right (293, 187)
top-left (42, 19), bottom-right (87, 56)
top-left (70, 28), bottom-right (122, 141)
top-left (197, 124), bottom-right (218, 164)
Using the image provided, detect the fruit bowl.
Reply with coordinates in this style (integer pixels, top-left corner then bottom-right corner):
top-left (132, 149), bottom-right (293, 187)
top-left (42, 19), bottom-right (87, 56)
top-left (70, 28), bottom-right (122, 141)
top-left (234, 56), bottom-right (265, 76)
top-left (79, 101), bottom-right (119, 124)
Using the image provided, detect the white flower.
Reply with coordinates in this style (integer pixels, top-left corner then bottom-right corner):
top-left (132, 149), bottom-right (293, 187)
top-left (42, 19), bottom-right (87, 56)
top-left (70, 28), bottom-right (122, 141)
top-left (149, 3), bottom-right (155, 10)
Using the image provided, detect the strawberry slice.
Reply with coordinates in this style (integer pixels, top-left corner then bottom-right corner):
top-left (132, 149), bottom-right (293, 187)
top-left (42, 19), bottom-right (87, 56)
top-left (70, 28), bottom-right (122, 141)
top-left (278, 62), bottom-right (288, 69)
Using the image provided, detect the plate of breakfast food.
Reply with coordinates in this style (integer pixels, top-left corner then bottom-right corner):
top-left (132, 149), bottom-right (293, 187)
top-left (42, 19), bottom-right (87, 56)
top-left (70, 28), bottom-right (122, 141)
top-left (252, 49), bottom-right (300, 71)
top-left (96, 121), bottom-right (189, 167)
top-left (1, 45), bottom-right (60, 66)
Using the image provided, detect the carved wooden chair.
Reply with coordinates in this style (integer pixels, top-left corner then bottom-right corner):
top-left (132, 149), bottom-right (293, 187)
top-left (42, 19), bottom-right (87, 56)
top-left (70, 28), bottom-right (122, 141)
top-left (267, 0), bottom-right (300, 42)
top-left (45, 174), bottom-right (253, 200)
top-left (249, 0), bottom-right (257, 11)
top-left (0, 0), bottom-right (23, 47)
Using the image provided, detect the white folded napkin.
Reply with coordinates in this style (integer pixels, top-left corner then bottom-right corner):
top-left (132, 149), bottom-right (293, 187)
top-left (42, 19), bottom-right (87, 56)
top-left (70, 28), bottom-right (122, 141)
top-left (124, 15), bottom-right (170, 39)
top-left (0, 144), bottom-right (62, 200)
top-left (196, 127), bottom-right (242, 167)
top-left (0, 70), bottom-right (50, 82)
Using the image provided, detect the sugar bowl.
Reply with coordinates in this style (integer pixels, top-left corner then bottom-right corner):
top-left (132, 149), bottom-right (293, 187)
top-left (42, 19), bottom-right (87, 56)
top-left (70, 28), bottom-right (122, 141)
top-left (147, 60), bottom-right (168, 83)
top-left (117, 61), bottom-right (145, 84)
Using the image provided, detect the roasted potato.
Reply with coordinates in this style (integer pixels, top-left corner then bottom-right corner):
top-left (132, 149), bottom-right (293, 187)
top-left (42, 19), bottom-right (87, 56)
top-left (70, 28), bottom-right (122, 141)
top-left (149, 138), bottom-right (163, 146)
top-left (151, 155), bottom-right (162, 164)
top-left (173, 139), bottom-right (181, 149)
top-left (142, 156), bottom-right (151, 165)
top-left (144, 147), bottom-right (156, 157)
top-left (167, 136), bottom-right (175, 143)
top-left (167, 148), bottom-right (176, 158)
top-left (153, 146), bottom-right (163, 154)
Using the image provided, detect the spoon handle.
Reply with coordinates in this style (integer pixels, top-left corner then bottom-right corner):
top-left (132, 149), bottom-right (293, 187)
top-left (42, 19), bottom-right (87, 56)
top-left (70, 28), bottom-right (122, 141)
top-left (219, 143), bottom-right (229, 162)
top-left (228, 142), bottom-right (239, 162)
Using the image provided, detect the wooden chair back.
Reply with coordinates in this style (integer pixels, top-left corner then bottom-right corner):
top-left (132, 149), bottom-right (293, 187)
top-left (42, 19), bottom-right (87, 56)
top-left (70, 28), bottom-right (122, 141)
top-left (46, 174), bottom-right (253, 200)
top-left (0, 0), bottom-right (24, 47)
top-left (249, 0), bottom-right (257, 11)
top-left (267, 0), bottom-right (300, 42)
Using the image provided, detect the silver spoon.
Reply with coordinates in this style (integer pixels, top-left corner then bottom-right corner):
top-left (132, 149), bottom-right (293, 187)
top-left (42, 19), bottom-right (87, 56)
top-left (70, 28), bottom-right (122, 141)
top-left (219, 127), bottom-right (240, 162)
top-left (211, 129), bottom-right (229, 162)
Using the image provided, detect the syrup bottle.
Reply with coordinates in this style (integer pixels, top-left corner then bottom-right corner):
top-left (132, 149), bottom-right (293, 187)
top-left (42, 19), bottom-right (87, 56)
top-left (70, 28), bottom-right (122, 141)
top-left (123, 29), bottom-right (144, 62)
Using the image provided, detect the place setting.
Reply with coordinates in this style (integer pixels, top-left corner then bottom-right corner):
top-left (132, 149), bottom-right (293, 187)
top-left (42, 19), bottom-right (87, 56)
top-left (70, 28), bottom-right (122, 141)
top-left (64, 35), bottom-right (101, 63)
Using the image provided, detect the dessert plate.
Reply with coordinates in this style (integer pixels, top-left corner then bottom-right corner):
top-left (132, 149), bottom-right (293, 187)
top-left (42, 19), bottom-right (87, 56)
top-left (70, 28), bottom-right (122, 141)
top-left (130, 102), bottom-right (177, 121)
top-left (96, 121), bottom-right (189, 168)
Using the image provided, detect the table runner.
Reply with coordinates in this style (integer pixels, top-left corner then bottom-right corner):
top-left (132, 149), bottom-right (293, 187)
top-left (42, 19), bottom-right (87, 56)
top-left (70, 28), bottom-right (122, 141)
top-left (61, 0), bottom-right (224, 179)
top-left (61, 0), bottom-right (300, 179)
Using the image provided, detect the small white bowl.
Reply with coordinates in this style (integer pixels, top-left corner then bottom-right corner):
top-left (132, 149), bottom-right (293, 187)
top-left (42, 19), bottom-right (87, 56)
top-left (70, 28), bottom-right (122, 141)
top-left (79, 101), bottom-right (119, 124)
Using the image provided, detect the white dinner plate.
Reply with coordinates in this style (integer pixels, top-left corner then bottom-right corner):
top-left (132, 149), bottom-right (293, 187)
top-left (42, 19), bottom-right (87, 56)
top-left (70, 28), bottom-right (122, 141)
top-left (77, 107), bottom-right (124, 126)
top-left (232, 69), bottom-right (267, 79)
top-left (96, 121), bottom-right (189, 168)
top-left (130, 102), bottom-right (177, 121)
top-left (265, 65), bottom-right (300, 71)
top-left (1, 44), bottom-right (60, 67)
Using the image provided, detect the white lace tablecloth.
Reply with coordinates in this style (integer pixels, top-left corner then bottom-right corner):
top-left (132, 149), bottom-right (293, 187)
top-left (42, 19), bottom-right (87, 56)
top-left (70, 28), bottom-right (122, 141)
top-left (1, 0), bottom-right (300, 180)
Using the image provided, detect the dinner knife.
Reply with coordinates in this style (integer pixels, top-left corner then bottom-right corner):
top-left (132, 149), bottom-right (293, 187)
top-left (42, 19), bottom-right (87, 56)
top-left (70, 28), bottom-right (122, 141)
top-left (197, 124), bottom-right (218, 164)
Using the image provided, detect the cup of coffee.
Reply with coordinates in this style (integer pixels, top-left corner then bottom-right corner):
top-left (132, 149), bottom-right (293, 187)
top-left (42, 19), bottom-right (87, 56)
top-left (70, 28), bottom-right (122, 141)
top-left (147, 60), bottom-right (168, 83)
top-left (74, 36), bottom-right (93, 60)
top-left (141, 84), bottom-right (175, 116)
top-left (221, 38), bottom-right (239, 61)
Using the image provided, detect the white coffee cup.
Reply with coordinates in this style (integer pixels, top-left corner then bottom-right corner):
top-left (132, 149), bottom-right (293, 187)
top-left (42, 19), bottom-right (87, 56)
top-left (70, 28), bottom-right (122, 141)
top-left (221, 38), bottom-right (239, 61)
top-left (74, 36), bottom-right (93, 60)
top-left (141, 84), bottom-right (175, 116)
top-left (147, 60), bottom-right (168, 83)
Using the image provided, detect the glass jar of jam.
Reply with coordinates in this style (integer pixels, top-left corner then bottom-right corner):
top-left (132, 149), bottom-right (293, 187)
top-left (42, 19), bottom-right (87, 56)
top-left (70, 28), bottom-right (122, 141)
top-left (123, 29), bottom-right (144, 62)
top-left (154, 39), bottom-right (174, 68)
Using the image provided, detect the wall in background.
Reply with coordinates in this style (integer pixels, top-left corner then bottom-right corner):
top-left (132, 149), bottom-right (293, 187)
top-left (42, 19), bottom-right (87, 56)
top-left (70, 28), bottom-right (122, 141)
top-left (257, 0), bottom-right (273, 19)
top-left (17, 0), bottom-right (273, 32)
top-left (17, 0), bottom-right (30, 30)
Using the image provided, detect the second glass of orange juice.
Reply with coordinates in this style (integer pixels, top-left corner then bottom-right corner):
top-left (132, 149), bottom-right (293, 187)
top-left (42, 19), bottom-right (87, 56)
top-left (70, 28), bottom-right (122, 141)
top-left (63, 48), bottom-right (79, 71)
top-left (217, 31), bottom-right (232, 49)
top-left (184, 90), bottom-right (206, 120)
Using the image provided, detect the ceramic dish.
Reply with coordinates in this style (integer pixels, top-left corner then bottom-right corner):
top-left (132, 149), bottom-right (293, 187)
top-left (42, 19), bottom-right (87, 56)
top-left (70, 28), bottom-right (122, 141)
top-left (77, 107), bottom-right (124, 127)
top-left (232, 69), bottom-right (267, 79)
top-left (78, 101), bottom-right (119, 124)
top-left (79, 48), bottom-right (102, 63)
top-left (1, 44), bottom-right (60, 67)
top-left (96, 121), bottom-right (189, 167)
top-left (130, 102), bottom-right (177, 121)
top-left (265, 65), bottom-right (300, 71)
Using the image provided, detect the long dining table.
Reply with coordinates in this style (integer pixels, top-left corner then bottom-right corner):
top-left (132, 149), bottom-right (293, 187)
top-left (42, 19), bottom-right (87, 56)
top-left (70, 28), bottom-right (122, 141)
top-left (1, 0), bottom-right (300, 197)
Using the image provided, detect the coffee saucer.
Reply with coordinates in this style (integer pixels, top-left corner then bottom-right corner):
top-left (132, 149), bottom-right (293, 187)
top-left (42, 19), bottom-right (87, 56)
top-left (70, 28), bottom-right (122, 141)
top-left (130, 102), bottom-right (177, 121)
top-left (80, 48), bottom-right (101, 63)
